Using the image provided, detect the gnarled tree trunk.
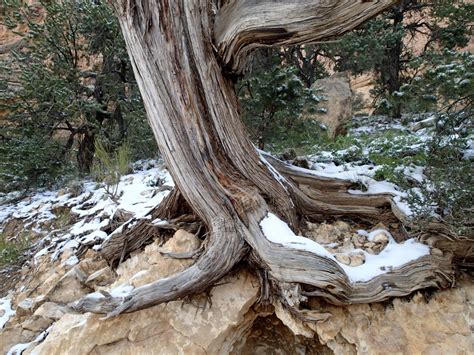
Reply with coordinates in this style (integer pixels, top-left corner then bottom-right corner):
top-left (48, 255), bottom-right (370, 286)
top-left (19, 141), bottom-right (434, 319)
top-left (74, 0), bottom-right (454, 317)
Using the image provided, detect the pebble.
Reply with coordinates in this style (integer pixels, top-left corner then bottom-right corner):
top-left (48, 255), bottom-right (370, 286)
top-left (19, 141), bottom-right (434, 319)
top-left (373, 233), bottom-right (389, 244)
top-left (432, 248), bottom-right (443, 256)
top-left (350, 253), bottom-right (365, 266)
top-left (335, 254), bottom-right (351, 265)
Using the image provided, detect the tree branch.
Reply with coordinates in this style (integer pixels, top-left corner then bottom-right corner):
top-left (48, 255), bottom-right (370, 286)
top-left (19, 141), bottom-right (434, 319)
top-left (215, 0), bottom-right (400, 73)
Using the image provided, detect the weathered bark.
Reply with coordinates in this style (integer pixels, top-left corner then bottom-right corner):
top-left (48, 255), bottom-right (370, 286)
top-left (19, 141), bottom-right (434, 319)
top-left (74, 0), bottom-right (455, 317)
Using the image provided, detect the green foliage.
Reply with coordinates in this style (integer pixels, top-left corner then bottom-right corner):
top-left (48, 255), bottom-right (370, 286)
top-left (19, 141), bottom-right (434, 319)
top-left (328, 0), bottom-right (474, 117)
top-left (92, 139), bottom-right (132, 199)
top-left (0, 0), bottom-right (155, 192)
top-left (311, 129), bottom-right (428, 169)
top-left (0, 133), bottom-right (73, 192)
top-left (239, 51), bottom-right (325, 151)
top-left (0, 232), bottom-right (30, 267)
top-left (392, 50), bottom-right (474, 114)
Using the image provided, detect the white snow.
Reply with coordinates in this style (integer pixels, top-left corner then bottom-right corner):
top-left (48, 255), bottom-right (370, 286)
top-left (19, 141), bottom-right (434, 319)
top-left (464, 139), bottom-right (474, 160)
top-left (110, 284), bottom-right (134, 298)
top-left (63, 255), bottom-right (79, 266)
top-left (0, 160), bottom-right (174, 263)
top-left (0, 297), bottom-right (15, 329)
top-left (130, 270), bottom-right (148, 281)
top-left (260, 213), bottom-right (333, 258)
top-left (260, 213), bottom-right (430, 283)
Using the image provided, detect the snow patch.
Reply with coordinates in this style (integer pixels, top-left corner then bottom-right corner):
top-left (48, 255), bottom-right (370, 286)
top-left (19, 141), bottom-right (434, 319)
top-left (260, 213), bottom-right (333, 258)
top-left (110, 284), bottom-right (134, 298)
top-left (0, 297), bottom-right (15, 329)
top-left (260, 213), bottom-right (430, 283)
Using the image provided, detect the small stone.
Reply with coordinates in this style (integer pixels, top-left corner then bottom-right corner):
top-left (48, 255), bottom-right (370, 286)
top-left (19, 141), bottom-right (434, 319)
top-left (46, 266), bottom-right (88, 303)
top-left (432, 248), bottom-right (443, 257)
top-left (335, 254), bottom-right (351, 265)
top-left (352, 234), bottom-right (366, 248)
top-left (365, 242), bottom-right (376, 249)
top-left (34, 302), bottom-right (66, 321)
top-left (373, 233), bottom-right (389, 244)
top-left (366, 248), bottom-right (375, 255)
top-left (85, 267), bottom-right (115, 287)
top-left (340, 237), bottom-right (355, 253)
top-left (16, 296), bottom-right (45, 316)
top-left (22, 315), bottom-right (53, 332)
top-left (280, 148), bottom-right (297, 161)
top-left (333, 221), bottom-right (351, 234)
top-left (372, 244), bottom-right (384, 253)
top-left (293, 157), bottom-right (310, 169)
top-left (350, 253), bottom-right (365, 266)
top-left (21, 329), bottom-right (36, 340)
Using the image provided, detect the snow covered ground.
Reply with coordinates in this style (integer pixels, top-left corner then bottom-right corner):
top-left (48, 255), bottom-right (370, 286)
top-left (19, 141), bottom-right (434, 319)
top-left (0, 160), bottom-right (174, 264)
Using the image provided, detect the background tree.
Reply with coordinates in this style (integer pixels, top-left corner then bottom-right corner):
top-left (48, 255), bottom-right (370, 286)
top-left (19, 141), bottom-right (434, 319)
top-left (0, 0), bottom-right (154, 191)
top-left (331, 0), bottom-right (473, 117)
top-left (238, 49), bottom-right (324, 151)
top-left (280, 44), bottom-right (330, 89)
top-left (402, 50), bottom-right (474, 236)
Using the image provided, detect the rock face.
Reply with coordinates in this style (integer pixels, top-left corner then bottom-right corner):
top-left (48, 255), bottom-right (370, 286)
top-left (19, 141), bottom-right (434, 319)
top-left (1, 229), bottom-right (473, 354)
top-left (309, 273), bottom-right (474, 354)
top-left (312, 71), bottom-right (353, 138)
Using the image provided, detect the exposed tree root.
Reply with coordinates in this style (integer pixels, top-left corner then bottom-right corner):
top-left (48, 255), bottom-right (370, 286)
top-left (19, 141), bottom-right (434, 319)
top-left (74, 157), bottom-right (455, 316)
top-left (242, 213), bottom-right (453, 308)
top-left (100, 189), bottom-right (199, 267)
top-left (73, 218), bottom-right (248, 315)
top-left (418, 223), bottom-right (474, 268)
top-left (264, 154), bottom-right (406, 225)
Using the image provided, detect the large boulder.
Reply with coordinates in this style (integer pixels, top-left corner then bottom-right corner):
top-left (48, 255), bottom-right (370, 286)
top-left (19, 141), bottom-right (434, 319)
top-left (313, 71), bottom-right (353, 138)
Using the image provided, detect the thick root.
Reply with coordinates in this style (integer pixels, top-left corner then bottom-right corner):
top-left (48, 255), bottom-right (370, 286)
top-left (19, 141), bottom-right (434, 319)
top-left (243, 215), bottom-right (453, 310)
top-left (100, 189), bottom-right (199, 267)
top-left (73, 218), bottom-right (247, 315)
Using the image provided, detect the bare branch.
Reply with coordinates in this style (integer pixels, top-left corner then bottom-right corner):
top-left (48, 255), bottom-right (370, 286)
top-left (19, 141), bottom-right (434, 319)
top-left (215, 0), bottom-right (400, 72)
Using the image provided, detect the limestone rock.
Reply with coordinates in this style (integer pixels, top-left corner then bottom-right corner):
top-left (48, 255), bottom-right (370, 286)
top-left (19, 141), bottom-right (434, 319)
top-left (335, 254), bottom-right (351, 265)
top-left (85, 267), bottom-right (115, 288)
top-left (349, 253), bottom-right (365, 266)
top-left (364, 241), bottom-right (376, 249)
top-left (2, 224), bottom-right (473, 355)
top-left (312, 71), bottom-right (353, 138)
top-left (21, 316), bottom-right (53, 332)
top-left (45, 266), bottom-right (89, 304)
top-left (306, 222), bottom-right (340, 245)
top-left (114, 229), bottom-right (201, 288)
top-left (16, 296), bottom-right (45, 317)
top-left (28, 270), bottom-right (259, 355)
top-left (311, 274), bottom-right (474, 354)
top-left (373, 232), bottom-right (389, 244)
top-left (33, 302), bottom-right (66, 321)
top-left (353, 234), bottom-right (367, 248)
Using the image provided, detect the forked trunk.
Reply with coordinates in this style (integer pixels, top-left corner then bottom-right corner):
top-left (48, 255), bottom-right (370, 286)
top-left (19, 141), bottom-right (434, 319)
top-left (74, 0), bottom-right (454, 317)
